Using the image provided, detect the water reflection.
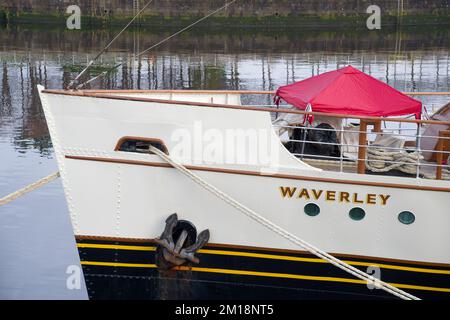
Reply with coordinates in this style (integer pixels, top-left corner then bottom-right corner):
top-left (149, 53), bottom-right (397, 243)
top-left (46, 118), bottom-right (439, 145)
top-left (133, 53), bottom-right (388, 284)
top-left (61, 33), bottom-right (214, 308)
top-left (0, 26), bottom-right (449, 155)
top-left (0, 59), bottom-right (51, 155)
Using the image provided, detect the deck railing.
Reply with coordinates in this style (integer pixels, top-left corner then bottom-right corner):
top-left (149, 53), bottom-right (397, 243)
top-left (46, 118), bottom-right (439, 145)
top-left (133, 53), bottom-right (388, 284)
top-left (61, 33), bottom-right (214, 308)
top-left (228, 90), bottom-right (450, 181)
top-left (270, 109), bottom-right (450, 180)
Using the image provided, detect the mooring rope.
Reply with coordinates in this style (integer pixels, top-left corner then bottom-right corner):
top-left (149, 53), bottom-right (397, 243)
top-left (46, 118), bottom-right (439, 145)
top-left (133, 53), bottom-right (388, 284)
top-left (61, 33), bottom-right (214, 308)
top-left (74, 0), bottom-right (238, 89)
top-left (148, 146), bottom-right (420, 300)
top-left (0, 172), bottom-right (60, 206)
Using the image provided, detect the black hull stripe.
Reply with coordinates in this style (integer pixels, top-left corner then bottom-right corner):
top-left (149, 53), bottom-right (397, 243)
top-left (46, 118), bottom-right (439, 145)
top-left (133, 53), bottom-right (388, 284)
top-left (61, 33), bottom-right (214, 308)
top-left (77, 241), bottom-right (450, 295)
top-left (76, 243), bottom-right (450, 276)
top-left (80, 261), bottom-right (450, 294)
top-left (78, 247), bottom-right (449, 289)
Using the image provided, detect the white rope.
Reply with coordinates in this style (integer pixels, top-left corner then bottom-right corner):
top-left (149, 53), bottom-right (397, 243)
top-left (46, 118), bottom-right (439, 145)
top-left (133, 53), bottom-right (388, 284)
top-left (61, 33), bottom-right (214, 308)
top-left (366, 146), bottom-right (450, 179)
top-left (148, 146), bottom-right (420, 300)
top-left (0, 172), bottom-right (60, 206)
top-left (366, 147), bottom-right (421, 173)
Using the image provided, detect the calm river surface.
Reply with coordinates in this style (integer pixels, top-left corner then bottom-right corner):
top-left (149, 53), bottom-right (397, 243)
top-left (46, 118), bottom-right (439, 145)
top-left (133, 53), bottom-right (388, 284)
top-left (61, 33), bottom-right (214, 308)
top-left (0, 25), bottom-right (449, 299)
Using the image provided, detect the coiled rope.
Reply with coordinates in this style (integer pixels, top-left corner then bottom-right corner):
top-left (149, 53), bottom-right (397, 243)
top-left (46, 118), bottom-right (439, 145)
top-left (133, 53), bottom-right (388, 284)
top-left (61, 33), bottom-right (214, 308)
top-left (0, 172), bottom-right (60, 206)
top-left (366, 147), bottom-right (423, 174)
top-left (366, 146), bottom-right (450, 179)
top-left (148, 146), bottom-right (420, 300)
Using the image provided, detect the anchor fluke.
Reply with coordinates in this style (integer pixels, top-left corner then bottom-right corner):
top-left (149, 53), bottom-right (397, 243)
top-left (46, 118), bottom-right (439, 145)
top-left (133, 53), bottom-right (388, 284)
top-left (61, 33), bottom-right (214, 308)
top-left (179, 229), bottom-right (210, 264)
top-left (154, 214), bottom-right (210, 269)
top-left (154, 213), bottom-right (178, 252)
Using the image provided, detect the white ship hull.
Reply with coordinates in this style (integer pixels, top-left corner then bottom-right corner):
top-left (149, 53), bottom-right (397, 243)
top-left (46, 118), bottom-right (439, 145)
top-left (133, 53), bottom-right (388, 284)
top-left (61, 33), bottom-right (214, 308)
top-left (38, 87), bottom-right (450, 299)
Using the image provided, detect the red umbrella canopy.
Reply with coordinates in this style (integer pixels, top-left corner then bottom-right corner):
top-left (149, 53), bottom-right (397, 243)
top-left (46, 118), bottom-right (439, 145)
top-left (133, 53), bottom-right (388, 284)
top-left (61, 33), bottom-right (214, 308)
top-left (275, 65), bottom-right (422, 119)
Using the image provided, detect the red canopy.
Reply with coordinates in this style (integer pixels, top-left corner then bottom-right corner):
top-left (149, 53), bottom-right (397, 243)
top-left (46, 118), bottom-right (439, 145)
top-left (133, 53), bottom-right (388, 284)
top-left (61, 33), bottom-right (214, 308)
top-left (275, 65), bottom-right (422, 119)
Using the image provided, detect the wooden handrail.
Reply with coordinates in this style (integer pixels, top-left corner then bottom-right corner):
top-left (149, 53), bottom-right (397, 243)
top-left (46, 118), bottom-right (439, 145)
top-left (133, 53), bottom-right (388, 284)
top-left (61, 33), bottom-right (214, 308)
top-left (404, 92), bottom-right (450, 96)
top-left (82, 89), bottom-right (276, 95)
top-left (42, 89), bottom-right (450, 127)
top-left (77, 89), bottom-right (450, 96)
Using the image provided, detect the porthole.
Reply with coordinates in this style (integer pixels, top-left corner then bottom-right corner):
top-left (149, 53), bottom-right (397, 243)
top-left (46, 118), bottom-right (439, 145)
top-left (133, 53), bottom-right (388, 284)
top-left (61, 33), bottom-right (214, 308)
top-left (398, 211), bottom-right (415, 225)
top-left (349, 207), bottom-right (365, 221)
top-left (304, 203), bottom-right (320, 216)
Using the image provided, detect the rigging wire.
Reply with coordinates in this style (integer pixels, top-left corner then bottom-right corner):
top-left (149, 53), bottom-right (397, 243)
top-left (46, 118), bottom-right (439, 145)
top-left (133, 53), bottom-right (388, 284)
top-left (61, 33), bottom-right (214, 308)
top-left (74, 0), bottom-right (238, 90)
top-left (67, 0), bottom-right (155, 89)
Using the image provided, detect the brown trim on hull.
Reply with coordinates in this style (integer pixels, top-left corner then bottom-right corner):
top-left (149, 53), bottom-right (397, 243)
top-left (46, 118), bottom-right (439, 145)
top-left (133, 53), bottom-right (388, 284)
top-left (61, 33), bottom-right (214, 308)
top-left (65, 155), bottom-right (450, 192)
top-left (74, 235), bottom-right (450, 268)
top-left (42, 89), bottom-right (450, 126)
top-left (76, 234), bottom-right (153, 243)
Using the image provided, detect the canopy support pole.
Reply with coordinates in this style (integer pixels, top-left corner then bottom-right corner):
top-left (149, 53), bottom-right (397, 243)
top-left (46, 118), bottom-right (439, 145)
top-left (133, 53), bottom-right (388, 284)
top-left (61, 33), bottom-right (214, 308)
top-left (357, 120), bottom-right (368, 174)
top-left (436, 130), bottom-right (450, 180)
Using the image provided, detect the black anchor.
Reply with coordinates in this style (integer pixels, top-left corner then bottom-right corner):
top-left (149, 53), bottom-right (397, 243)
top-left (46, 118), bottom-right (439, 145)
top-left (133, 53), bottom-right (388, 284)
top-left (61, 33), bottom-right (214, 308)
top-left (155, 213), bottom-right (210, 267)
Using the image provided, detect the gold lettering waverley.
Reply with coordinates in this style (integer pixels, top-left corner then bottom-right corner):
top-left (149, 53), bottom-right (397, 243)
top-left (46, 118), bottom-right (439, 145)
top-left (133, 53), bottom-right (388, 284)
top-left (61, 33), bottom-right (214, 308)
top-left (279, 186), bottom-right (391, 206)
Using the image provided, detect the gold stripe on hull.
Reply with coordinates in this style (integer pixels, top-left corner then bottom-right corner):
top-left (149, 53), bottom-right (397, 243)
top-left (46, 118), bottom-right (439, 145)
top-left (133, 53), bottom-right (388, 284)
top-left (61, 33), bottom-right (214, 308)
top-left (77, 243), bottom-right (450, 275)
